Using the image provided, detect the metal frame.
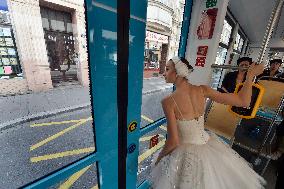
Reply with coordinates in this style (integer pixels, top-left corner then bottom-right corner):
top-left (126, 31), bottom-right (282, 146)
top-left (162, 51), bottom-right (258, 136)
top-left (257, 0), bottom-right (284, 63)
top-left (178, 0), bottom-right (193, 58)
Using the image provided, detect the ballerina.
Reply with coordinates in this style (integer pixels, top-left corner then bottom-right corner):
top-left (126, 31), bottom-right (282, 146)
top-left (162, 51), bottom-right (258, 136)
top-left (150, 56), bottom-right (266, 189)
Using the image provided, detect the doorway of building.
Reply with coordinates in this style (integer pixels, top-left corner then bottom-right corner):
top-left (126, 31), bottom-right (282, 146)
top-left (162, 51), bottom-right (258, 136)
top-left (40, 7), bottom-right (78, 86)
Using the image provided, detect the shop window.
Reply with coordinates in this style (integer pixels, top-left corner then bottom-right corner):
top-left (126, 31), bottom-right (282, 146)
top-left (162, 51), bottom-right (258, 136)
top-left (0, 26), bottom-right (21, 78)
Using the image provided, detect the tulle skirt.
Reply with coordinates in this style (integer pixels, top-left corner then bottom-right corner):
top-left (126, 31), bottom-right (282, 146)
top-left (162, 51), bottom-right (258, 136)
top-left (150, 134), bottom-right (266, 189)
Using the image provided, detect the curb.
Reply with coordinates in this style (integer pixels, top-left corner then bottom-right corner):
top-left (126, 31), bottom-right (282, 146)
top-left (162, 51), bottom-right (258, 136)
top-left (0, 86), bottom-right (172, 131)
top-left (0, 103), bottom-right (91, 132)
top-left (142, 86), bottom-right (172, 95)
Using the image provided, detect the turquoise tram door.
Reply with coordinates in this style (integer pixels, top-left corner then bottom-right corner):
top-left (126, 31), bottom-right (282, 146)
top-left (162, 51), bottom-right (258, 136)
top-left (21, 0), bottom-right (192, 188)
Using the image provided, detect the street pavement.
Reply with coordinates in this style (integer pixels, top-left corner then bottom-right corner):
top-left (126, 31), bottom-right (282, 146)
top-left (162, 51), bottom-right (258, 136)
top-left (0, 77), bottom-right (172, 131)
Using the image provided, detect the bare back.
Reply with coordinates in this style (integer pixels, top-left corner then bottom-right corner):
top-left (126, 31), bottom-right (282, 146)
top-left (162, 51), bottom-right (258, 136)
top-left (170, 84), bottom-right (206, 120)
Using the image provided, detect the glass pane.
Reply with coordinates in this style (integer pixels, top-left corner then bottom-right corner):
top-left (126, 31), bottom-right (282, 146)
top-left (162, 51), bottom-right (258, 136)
top-left (50, 20), bottom-right (57, 30)
top-left (2, 27), bottom-right (11, 36)
top-left (0, 28), bottom-right (3, 36)
top-left (10, 58), bottom-right (18, 65)
top-left (211, 47), bottom-right (228, 89)
top-left (215, 46), bottom-right (228, 65)
top-left (141, 0), bottom-right (185, 126)
top-left (56, 20), bottom-right (66, 31)
top-left (67, 23), bottom-right (73, 33)
top-left (5, 38), bottom-right (13, 46)
top-left (234, 33), bottom-right (241, 50)
top-left (7, 48), bottom-right (16, 55)
top-left (138, 0), bottom-right (185, 186)
top-left (40, 7), bottom-right (48, 18)
top-left (238, 37), bottom-right (244, 52)
top-left (0, 38), bottom-right (5, 46)
top-left (2, 58), bottom-right (9, 65)
top-left (56, 12), bottom-right (66, 32)
top-left (0, 1), bottom-right (94, 188)
top-left (0, 47), bottom-right (7, 55)
top-left (220, 20), bottom-right (232, 46)
top-left (42, 18), bottom-right (50, 30)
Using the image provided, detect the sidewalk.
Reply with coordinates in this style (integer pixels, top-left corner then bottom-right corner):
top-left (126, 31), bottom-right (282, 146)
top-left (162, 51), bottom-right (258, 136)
top-left (0, 77), bottom-right (172, 130)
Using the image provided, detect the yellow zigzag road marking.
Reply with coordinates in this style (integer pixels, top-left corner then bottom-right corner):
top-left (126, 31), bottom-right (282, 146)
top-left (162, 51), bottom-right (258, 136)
top-left (30, 147), bottom-right (95, 163)
top-left (30, 117), bottom-right (92, 151)
top-left (59, 165), bottom-right (91, 189)
top-left (30, 118), bottom-right (91, 127)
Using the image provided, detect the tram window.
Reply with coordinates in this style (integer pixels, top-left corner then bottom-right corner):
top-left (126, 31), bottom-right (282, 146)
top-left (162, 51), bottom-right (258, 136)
top-left (211, 47), bottom-right (228, 89)
top-left (141, 0), bottom-right (186, 128)
top-left (138, 0), bottom-right (185, 186)
top-left (219, 19), bottom-right (232, 46)
top-left (0, 1), bottom-right (95, 188)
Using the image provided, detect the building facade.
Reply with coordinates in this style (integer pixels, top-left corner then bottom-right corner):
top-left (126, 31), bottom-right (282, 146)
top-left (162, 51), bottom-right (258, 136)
top-left (0, 0), bottom-right (88, 95)
top-left (0, 0), bottom-right (186, 95)
top-left (144, 0), bottom-right (185, 77)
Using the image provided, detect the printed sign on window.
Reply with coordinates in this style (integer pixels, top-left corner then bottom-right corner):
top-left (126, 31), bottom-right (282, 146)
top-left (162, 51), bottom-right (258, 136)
top-left (197, 46), bottom-right (208, 56)
top-left (4, 65), bottom-right (12, 74)
top-left (149, 134), bottom-right (159, 149)
top-left (195, 57), bottom-right (206, 67)
top-left (197, 8), bottom-right (218, 40)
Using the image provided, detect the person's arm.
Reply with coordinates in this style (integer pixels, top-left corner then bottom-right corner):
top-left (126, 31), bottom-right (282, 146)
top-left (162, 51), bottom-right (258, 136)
top-left (202, 63), bottom-right (264, 107)
top-left (155, 97), bottom-right (179, 165)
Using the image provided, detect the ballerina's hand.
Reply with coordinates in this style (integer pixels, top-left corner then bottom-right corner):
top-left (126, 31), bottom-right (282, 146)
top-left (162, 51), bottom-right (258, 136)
top-left (247, 62), bottom-right (264, 77)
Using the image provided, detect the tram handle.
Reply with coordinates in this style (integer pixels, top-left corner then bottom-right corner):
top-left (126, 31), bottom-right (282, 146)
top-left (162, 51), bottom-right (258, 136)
top-left (211, 64), bottom-right (249, 70)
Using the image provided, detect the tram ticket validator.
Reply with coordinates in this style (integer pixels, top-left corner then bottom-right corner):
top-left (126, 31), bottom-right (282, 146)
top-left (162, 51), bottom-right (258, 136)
top-left (228, 83), bottom-right (265, 119)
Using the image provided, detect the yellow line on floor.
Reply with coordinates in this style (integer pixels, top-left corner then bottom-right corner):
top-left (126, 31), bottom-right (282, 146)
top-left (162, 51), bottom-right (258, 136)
top-left (91, 185), bottom-right (99, 189)
top-left (30, 147), bottom-right (95, 163)
top-left (138, 139), bottom-right (165, 164)
top-left (141, 115), bottom-right (167, 131)
top-left (30, 117), bottom-right (92, 151)
top-left (139, 134), bottom-right (164, 142)
top-left (59, 165), bottom-right (91, 189)
top-left (30, 119), bottom-right (89, 127)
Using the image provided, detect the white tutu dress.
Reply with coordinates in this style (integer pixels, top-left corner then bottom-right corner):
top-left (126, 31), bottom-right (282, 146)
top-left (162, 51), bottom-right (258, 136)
top-left (150, 115), bottom-right (266, 189)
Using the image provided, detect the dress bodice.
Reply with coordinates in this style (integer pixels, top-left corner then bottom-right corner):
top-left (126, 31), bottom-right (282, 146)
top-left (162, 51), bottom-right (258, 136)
top-left (177, 115), bottom-right (209, 145)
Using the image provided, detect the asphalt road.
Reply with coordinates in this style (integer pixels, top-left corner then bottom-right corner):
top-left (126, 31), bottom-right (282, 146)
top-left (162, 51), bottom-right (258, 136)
top-left (0, 88), bottom-right (172, 189)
